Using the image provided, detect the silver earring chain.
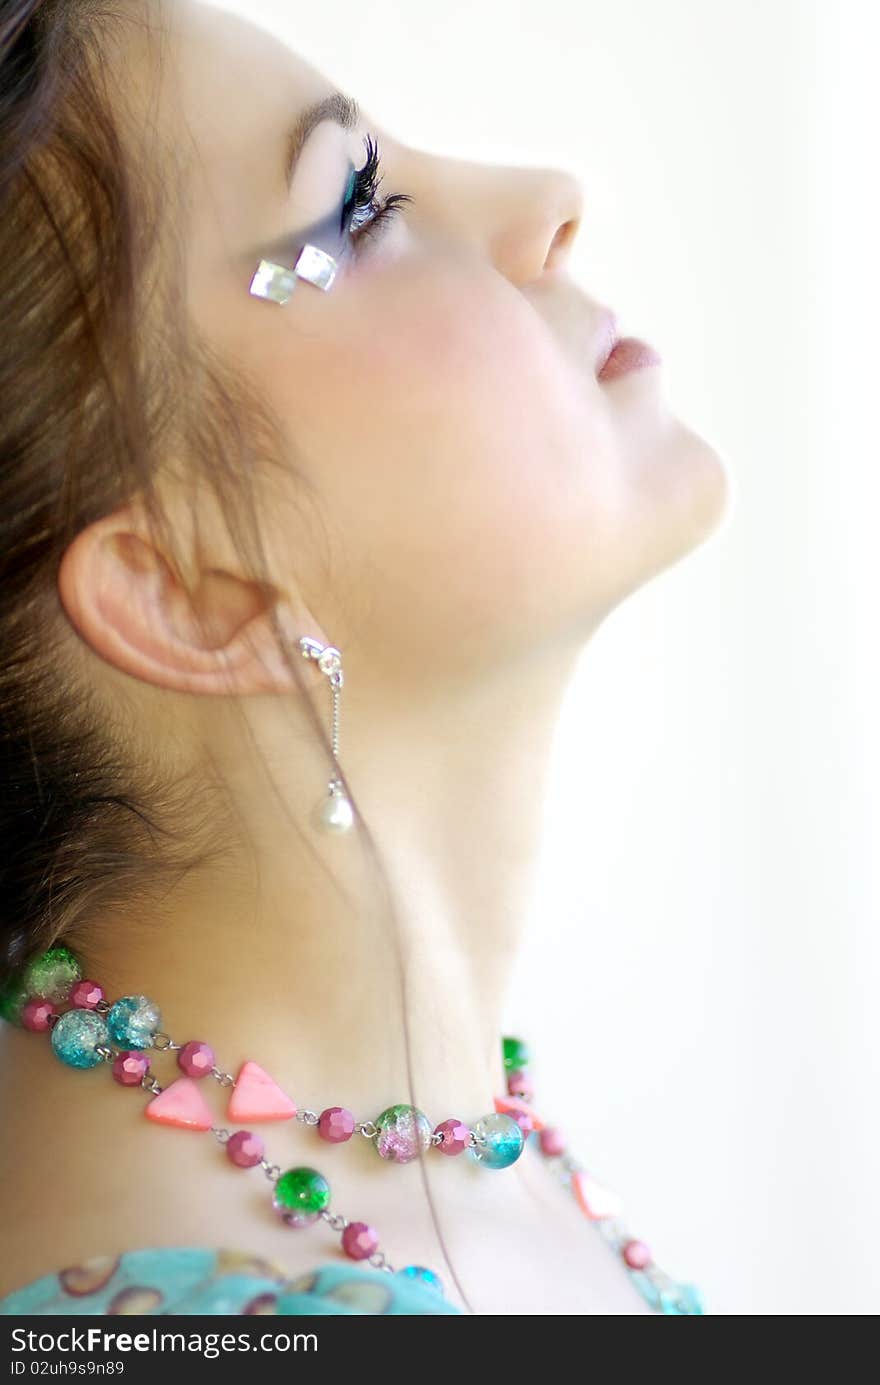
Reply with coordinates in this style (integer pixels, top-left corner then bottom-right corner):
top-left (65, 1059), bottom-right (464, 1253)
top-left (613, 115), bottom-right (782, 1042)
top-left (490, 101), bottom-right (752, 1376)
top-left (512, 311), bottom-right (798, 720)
top-left (298, 637), bottom-right (353, 832)
top-left (329, 679), bottom-right (341, 763)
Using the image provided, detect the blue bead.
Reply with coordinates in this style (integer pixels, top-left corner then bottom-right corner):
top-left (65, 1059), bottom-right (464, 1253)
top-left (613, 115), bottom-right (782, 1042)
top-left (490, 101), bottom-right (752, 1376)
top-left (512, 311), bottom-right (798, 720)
top-left (682, 1284), bottom-right (705, 1315)
top-left (397, 1266), bottom-right (444, 1295)
top-left (469, 1112), bottom-right (524, 1169)
top-left (629, 1269), bottom-right (662, 1309)
top-left (660, 1282), bottom-right (705, 1315)
top-left (50, 1008), bottom-right (109, 1069)
top-left (107, 995), bottom-right (161, 1049)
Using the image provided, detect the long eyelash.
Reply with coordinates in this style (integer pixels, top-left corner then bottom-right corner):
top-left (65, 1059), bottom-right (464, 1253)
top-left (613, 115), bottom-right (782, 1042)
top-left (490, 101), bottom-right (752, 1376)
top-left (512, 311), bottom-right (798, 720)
top-left (346, 132), bottom-right (414, 245)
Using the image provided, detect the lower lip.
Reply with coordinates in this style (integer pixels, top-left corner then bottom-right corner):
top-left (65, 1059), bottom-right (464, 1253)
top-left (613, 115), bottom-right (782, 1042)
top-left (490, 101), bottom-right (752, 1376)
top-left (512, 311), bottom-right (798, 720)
top-left (597, 337), bottom-right (663, 382)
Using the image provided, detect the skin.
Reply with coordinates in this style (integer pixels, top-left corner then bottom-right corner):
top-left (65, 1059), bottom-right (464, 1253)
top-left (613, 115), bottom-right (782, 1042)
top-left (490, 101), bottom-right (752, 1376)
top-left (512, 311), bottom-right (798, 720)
top-left (0, 0), bottom-right (729, 1313)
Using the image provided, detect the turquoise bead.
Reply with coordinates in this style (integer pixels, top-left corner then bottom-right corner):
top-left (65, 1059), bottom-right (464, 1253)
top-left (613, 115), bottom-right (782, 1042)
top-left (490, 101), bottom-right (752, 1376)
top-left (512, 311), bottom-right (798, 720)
top-left (660, 1282), bottom-right (705, 1315)
top-left (397, 1266), bottom-right (443, 1295)
top-left (683, 1284), bottom-right (705, 1314)
top-left (629, 1269), bottom-right (662, 1309)
top-left (107, 995), bottom-right (161, 1049)
top-left (50, 1008), bottom-right (109, 1069)
top-left (597, 1217), bottom-right (631, 1252)
top-left (469, 1112), bottom-right (524, 1169)
top-left (631, 1271), bottom-right (705, 1314)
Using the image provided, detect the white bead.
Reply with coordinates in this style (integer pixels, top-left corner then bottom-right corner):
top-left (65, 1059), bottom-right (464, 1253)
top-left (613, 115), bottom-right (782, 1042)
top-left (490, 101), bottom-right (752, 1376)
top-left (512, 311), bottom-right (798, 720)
top-left (316, 789), bottom-right (354, 833)
top-left (293, 243), bottom-right (338, 291)
top-left (249, 259), bottom-right (297, 305)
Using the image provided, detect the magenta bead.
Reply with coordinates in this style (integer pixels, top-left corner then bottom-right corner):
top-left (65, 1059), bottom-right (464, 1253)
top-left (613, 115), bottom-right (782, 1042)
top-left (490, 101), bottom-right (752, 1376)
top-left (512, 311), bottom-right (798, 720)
top-left (623, 1239), bottom-right (652, 1270)
top-left (434, 1118), bottom-right (471, 1155)
top-left (68, 980), bottom-right (104, 1010)
top-left (318, 1106), bottom-right (356, 1142)
top-left (112, 1050), bottom-right (150, 1086)
top-left (341, 1222), bottom-right (379, 1261)
top-left (510, 1110), bottom-right (536, 1137)
top-left (21, 999), bottom-right (56, 1032)
top-left (539, 1127), bottom-right (566, 1158)
top-left (177, 1040), bottom-right (215, 1079)
top-left (226, 1130), bottom-right (265, 1168)
top-left (507, 1069), bottom-right (534, 1099)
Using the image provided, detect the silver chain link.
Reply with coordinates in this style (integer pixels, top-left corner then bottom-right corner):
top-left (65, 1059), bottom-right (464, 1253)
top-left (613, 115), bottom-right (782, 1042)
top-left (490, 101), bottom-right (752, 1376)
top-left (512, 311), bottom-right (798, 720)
top-left (329, 681), bottom-right (341, 760)
top-left (320, 1210), bottom-right (349, 1233)
top-left (210, 1067), bottom-right (236, 1088)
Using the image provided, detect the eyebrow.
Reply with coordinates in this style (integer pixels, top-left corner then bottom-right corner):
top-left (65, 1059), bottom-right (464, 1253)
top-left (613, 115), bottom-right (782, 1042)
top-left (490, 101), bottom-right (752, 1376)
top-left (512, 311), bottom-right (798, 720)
top-left (241, 91), bottom-right (361, 268)
top-left (284, 91), bottom-right (361, 192)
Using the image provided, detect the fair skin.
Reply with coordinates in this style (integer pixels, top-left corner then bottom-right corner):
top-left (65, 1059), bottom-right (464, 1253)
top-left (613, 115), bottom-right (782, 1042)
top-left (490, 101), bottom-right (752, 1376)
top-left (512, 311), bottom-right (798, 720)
top-left (0, 0), bottom-right (728, 1313)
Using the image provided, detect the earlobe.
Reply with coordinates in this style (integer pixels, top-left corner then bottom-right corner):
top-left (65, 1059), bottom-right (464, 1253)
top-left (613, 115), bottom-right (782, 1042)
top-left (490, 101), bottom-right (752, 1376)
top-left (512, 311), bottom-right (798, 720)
top-left (56, 505), bottom-right (305, 696)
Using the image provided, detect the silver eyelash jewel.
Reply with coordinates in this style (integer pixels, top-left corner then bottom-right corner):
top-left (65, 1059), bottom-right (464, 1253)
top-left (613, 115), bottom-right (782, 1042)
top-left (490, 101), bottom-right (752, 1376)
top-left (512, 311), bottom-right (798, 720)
top-left (249, 243), bottom-right (338, 305)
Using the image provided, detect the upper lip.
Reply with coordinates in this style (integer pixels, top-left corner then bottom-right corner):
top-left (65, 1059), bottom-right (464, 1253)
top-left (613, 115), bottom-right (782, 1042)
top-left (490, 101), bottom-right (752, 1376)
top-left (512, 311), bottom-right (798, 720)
top-left (594, 307), bottom-right (620, 375)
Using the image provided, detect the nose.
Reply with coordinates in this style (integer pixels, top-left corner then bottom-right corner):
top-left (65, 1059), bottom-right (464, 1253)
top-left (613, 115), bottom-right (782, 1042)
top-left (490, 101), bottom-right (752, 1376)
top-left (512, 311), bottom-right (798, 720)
top-left (402, 148), bottom-right (584, 287)
top-left (484, 166), bottom-right (584, 286)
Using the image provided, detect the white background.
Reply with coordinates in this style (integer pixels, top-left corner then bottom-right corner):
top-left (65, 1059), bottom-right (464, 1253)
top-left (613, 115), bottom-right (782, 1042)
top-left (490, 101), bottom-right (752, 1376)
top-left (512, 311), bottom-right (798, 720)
top-left (213, 0), bottom-right (878, 1314)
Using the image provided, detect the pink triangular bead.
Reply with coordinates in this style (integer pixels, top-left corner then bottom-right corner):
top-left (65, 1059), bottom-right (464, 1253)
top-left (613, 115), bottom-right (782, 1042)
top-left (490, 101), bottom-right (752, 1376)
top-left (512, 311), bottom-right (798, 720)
top-left (571, 1170), bottom-right (623, 1220)
top-left (145, 1077), bottom-right (214, 1132)
top-left (493, 1095), bottom-right (546, 1132)
top-left (227, 1060), bottom-right (297, 1123)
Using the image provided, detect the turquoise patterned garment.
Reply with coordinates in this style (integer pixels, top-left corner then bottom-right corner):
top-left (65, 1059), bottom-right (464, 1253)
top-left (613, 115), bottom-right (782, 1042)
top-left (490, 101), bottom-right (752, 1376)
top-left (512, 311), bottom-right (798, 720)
top-left (0, 1247), bottom-right (461, 1316)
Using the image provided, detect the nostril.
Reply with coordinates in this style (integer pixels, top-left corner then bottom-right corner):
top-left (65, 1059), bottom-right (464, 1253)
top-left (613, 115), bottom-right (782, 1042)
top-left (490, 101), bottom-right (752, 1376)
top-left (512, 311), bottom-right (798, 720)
top-left (544, 219), bottom-right (578, 270)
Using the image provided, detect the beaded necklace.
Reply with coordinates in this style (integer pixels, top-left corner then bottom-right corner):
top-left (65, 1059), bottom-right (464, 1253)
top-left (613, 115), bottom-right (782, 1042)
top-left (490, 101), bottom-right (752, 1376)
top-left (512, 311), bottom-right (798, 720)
top-left (0, 944), bottom-right (704, 1315)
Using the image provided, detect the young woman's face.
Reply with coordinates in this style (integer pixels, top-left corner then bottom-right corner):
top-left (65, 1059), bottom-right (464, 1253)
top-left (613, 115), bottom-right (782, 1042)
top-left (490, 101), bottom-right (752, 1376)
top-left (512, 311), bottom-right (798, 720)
top-left (122, 0), bottom-right (730, 683)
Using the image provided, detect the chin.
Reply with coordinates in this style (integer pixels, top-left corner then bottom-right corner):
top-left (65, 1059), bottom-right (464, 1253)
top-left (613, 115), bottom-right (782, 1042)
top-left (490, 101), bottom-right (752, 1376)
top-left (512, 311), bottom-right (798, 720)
top-left (651, 423), bottom-right (731, 576)
top-left (670, 423), bottom-right (733, 550)
top-left (612, 422), bottom-right (733, 606)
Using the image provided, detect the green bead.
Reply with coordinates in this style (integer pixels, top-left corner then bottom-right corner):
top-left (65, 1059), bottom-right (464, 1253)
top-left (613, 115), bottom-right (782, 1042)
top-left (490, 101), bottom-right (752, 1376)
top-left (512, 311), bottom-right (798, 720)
top-left (374, 1104), bottom-right (432, 1163)
top-left (21, 945), bottom-right (81, 1004)
top-left (502, 1035), bottom-right (530, 1071)
top-left (0, 975), bottom-right (27, 1027)
top-left (273, 1167), bottom-right (330, 1218)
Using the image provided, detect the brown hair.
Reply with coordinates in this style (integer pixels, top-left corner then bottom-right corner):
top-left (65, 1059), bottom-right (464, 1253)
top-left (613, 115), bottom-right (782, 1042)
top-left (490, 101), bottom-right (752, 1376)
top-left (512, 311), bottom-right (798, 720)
top-left (0, 0), bottom-right (476, 1309)
top-left (0, 0), bottom-right (350, 978)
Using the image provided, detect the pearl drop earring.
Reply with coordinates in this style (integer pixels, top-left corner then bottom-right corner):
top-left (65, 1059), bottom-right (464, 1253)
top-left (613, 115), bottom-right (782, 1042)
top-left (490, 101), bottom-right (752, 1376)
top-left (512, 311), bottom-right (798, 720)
top-left (298, 637), bottom-right (354, 834)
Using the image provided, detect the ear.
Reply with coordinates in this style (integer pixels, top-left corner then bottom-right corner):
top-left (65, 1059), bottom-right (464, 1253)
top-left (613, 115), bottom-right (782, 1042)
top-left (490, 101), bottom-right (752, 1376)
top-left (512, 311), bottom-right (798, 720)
top-left (57, 502), bottom-right (319, 696)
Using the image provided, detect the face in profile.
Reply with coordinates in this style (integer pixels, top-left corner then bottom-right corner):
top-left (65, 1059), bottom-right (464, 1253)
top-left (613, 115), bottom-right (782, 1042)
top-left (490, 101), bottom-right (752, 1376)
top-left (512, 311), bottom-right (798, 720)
top-left (107, 0), bottom-right (731, 688)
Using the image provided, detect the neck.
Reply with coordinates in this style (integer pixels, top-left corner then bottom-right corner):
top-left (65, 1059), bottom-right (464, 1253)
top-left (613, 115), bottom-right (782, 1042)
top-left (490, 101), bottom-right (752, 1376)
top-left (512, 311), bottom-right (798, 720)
top-left (89, 640), bottom-right (587, 1123)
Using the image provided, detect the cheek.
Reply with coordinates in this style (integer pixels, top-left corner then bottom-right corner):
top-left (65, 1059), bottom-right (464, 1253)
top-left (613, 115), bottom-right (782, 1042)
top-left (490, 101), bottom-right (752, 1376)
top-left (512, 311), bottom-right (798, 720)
top-left (260, 256), bottom-right (628, 658)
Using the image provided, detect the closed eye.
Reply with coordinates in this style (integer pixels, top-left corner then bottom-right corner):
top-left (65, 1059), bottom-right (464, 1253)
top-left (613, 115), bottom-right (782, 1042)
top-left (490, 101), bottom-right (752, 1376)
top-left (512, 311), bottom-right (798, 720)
top-left (343, 132), bottom-right (414, 249)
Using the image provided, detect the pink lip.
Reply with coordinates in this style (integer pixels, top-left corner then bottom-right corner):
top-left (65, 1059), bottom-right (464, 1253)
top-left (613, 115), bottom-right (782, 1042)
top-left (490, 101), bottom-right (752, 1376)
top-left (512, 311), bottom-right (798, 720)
top-left (597, 336), bottom-right (662, 381)
top-left (594, 308), bottom-right (620, 374)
